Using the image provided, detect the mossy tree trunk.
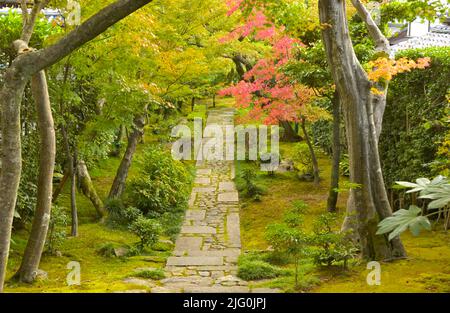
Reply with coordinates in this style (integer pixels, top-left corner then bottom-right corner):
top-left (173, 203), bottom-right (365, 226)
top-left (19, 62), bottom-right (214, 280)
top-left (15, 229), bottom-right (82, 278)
top-left (300, 118), bottom-right (320, 185)
top-left (15, 70), bottom-right (56, 283)
top-left (319, 0), bottom-right (406, 260)
top-left (77, 160), bottom-right (106, 219)
top-left (327, 92), bottom-right (341, 212)
top-left (0, 0), bottom-right (154, 291)
top-left (108, 114), bottom-right (146, 199)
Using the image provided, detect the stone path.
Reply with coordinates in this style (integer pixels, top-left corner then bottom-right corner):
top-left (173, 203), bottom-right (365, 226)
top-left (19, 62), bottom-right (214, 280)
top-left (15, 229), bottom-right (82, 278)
top-left (160, 108), bottom-right (252, 293)
top-left (122, 108), bottom-right (279, 293)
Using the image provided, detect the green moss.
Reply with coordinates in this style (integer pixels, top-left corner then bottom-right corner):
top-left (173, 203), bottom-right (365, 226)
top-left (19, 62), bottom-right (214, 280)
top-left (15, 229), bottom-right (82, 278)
top-left (237, 140), bottom-right (450, 293)
top-left (133, 268), bottom-right (166, 280)
top-left (5, 224), bottom-right (167, 293)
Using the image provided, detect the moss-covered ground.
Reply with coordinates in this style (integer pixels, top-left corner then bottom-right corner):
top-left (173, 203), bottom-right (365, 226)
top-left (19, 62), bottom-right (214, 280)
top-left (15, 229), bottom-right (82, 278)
top-left (236, 142), bottom-right (450, 293)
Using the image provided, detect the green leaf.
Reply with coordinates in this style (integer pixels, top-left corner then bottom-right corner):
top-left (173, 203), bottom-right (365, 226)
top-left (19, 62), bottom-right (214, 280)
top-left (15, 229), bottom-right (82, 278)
top-left (377, 205), bottom-right (430, 240)
top-left (14, 210), bottom-right (21, 219)
top-left (428, 196), bottom-right (450, 209)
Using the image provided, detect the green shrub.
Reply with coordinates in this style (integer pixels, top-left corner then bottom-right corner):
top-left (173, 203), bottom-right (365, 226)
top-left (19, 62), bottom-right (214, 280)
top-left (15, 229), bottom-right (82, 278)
top-left (159, 212), bottom-right (183, 242)
top-left (96, 243), bottom-right (117, 258)
top-left (293, 143), bottom-right (313, 176)
top-left (339, 154), bottom-right (350, 177)
top-left (133, 268), bottom-right (166, 280)
top-left (381, 47), bottom-right (450, 188)
top-left (238, 259), bottom-right (284, 281)
top-left (152, 241), bottom-right (173, 252)
top-left (309, 213), bottom-right (358, 268)
top-left (239, 168), bottom-right (265, 199)
top-left (129, 217), bottom-right (162, 249)
top-left (106, 198), bottom-right (143, 227)
top-left (260, 152), bottom-right (280, 176)
top-left (45, 205), bottom-right (69, 255)
top-left (128, 147), bottom-right (192, 215)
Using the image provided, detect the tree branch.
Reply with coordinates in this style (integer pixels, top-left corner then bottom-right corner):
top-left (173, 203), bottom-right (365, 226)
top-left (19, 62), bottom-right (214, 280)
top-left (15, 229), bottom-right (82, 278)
top-left (21, 0), bottom-right (50, 44)
top-left (350, 0), bottom-right (390, 53)
top-left (16, 0), bottom-right (153, 76)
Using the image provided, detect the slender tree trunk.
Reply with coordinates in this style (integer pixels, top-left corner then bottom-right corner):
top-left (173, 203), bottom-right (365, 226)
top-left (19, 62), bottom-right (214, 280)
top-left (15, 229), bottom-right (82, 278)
top-left (191, 97), bottom-right (196, 112)
top-left (212, 94), bottom-right (216, 108)
top-left (0, 65), bottom-right (27, 293)
top-left (60, 125), bottom-right (78, 236)
top-left (52, 170), bottom-right (69, 202)
top-left (300, 118), bottom-right (320, 185)
top-left (110, 124), bottom-right (126, 157)
top-left (70, 153), bottom-right (78, 237)
top-left (15, 71), bottom-right (56, 283)
top-left (77, 160), bottom-right (106, 219)
top-left (327, 92), bottom-right (341, 212)
top-left (280, 120), bottom-right (301, 142)
top-left (319, 0), bottom-right (406, 260)
top-left (0, 0), bottom-right (154, 293)
top-left (108, 115), bottom-right (146, 199)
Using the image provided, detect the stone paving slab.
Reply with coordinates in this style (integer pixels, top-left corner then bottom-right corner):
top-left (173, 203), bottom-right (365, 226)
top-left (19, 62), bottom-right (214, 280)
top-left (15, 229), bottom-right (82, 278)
top-left (180, 225), bottom-right (216, 234)
top-left (185, 210), bottom-right (206, 221)
top-left (194, 177), bottom-right (211, 185)
top-left (166, 256), bottom-right (224, 266)
top-left (218, 192), bottom-right (239, 203)
top-left (184, 286), bottom-right (250, 293)
top-left (196, 168), bottom-right (212, 176)
top-left (219, 182), bottom-right (236, 191)
top-left (227, 213), bottom-right (241, 248)
top-left (174, 237), bottom-right (203, 252)
top-left (187, 249), bottom-right (241, 257)
top-left (192, 187), bottom-right (216, 193)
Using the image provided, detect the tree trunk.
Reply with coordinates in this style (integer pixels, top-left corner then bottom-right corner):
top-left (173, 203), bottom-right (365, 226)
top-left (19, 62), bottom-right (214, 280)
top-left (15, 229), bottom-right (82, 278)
top-left (15, 70), bottom-right (56, 283)
top-left (212, 94), bottom-right (216, 107)
top-left (0, 0), bottom-right (154, 292)
top-left (0, 65), bottom-right (27, 293)
top-left (327, 92), bottom-right (341, 212)
top-left (70, 152), bottom-right (78, 237)
top-left (52, 170), bottom-right (69, 202)
top-left (60, 125), bottom-right (78, 236)
top-left (300, 118), bottom-right (320, 185)
top-left (108, 115), bottom-right (146, 199)
top-left (77, 160), bottom-right (106, 218)
top-left (110, 124), bottom-right (126, 157)
top-left (319, 0), bottom-right (406, 260)
top-left (280, 120), bottom-right (301, 142)
top-left (191, 97), bottom-right (196, 112)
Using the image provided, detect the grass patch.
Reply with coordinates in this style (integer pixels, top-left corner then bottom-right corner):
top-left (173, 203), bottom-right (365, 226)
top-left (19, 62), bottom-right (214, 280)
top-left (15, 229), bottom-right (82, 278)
top-left (6, 224), bottom-right (168, 293)
top-left (236, 138), bottom-right (450, 292)
top-left (132, 268), bottom-right (166, 280)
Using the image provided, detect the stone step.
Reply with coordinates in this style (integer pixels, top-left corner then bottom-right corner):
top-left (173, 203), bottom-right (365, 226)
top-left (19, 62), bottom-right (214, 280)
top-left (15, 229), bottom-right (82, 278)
top-left (166, 256), bottom-right (224, 266)
top-left (183, 286), bottom-right (250, 293)
top-left (218, 192), bottom-right (239, 203)
top-left (180, 225), bottom-right (216, 234)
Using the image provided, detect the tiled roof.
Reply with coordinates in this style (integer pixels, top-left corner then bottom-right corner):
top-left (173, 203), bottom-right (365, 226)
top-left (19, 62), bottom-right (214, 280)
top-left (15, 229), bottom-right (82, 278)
top-left (390, 31), bottom-right (450, 57)
top-left (431, 24), bottom-right (450, 34)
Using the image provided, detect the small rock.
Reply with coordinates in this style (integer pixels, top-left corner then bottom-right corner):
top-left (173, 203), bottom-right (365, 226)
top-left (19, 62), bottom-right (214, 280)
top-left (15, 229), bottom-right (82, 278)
top-left (134, 267), bottom-right (158, 272)
top-left (123, 278), bottom-right (156, 289)
top-left (199, 271), bottom-right (211, 277)
top-left (151, 286), bottom-right (181, 293)
top-left (114, 289), bottom-right (148, 293)
top-left (114, 247), bottom-right (129, 257)
top-left (35, 269), bottom-right (48, 281)
top-left (55, 251), bottom-right (63, 257)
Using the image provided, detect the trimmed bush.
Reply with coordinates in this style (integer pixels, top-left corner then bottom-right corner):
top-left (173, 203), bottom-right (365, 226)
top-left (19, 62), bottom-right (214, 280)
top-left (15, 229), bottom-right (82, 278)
top-left (381, 47), bottom-right (450, 187)
top-left (238, 259), bottom-right (284, 281)
top-left (129, 217), bottom-right (162, 249)
top-left (133, 268), bottom-right (166, 280)
top-left (128, 147), bottom-right (192, 215)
